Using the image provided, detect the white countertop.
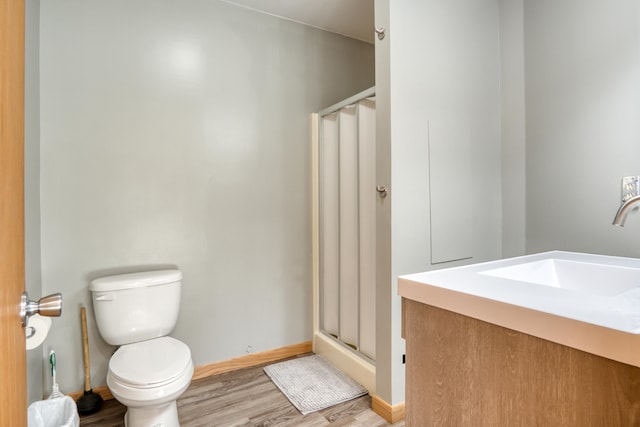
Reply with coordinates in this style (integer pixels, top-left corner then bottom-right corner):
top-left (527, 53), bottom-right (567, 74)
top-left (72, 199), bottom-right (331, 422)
top-left (398, 251), bottom-right (640, 368)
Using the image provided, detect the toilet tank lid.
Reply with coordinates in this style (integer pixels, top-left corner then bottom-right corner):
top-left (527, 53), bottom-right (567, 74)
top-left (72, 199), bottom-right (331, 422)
top-left (89, 270), bottom-right (182, 292)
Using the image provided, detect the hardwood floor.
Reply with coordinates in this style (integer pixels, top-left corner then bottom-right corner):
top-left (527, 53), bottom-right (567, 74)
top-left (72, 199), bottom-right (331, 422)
top-left (79, 356), bottom-right (405, 427)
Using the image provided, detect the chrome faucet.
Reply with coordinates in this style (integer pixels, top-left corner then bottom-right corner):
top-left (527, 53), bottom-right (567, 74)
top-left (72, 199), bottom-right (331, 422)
top-left (612, 195), bottom-right (640, 226)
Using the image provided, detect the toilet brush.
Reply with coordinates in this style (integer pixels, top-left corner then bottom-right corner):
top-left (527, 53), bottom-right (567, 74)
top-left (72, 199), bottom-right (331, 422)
top-left (48, 350), bottom-right (63, 399)
top-left (76, 307), bottom-right (103, 415)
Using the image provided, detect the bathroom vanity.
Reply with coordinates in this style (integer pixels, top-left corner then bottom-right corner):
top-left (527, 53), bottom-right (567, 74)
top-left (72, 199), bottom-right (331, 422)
top-left (399, 251), bottom-right (640, 426)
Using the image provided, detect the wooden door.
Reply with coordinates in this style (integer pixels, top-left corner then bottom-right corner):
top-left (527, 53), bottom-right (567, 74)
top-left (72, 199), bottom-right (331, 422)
top-left (0, 0), bottom-right (27, 425)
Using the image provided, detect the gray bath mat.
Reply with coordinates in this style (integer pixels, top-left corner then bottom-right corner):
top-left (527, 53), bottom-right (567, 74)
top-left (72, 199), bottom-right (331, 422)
top-left (263, 354), bottom-right (368, 415)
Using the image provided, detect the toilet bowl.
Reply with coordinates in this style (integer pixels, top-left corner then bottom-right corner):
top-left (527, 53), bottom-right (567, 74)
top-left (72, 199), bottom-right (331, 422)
top-left (90, 270), bottom-right (193, 427)
top-left (107, 337), bottom-right (194, 427)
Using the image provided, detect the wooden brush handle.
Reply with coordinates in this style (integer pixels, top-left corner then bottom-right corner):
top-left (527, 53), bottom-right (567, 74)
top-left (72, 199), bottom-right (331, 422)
top-left (81, 307), bottom-right (91, 392)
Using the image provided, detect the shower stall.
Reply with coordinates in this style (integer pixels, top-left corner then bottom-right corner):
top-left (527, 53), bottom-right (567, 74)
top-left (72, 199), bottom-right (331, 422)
top-left (311, 87), bottom-right (377, 392)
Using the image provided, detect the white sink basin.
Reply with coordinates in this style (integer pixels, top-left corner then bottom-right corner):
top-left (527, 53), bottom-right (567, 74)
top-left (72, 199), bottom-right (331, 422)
top-left (479, 258), bottom-right (640, 296)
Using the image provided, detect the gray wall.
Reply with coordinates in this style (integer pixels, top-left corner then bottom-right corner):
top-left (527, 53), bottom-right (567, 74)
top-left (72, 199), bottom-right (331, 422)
top-left (377, 0), bottom-right (640, 407)
top-left (38, 0), bottom-right (374, 394)
top-left (500, 0), bottom-right (526, 258)
top-left (25, 0), bottom-right (42, 404)
top-left (524, 0), bottom-right (640, 256)
top-left (376, 0), bottom-right (503, 405)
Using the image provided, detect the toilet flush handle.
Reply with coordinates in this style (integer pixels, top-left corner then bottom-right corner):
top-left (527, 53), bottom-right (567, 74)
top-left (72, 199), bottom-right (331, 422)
top-left (95, 293), bottom-right (114, 302)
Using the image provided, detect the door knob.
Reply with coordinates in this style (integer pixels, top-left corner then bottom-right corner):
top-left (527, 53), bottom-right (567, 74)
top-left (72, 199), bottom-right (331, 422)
top-left (21, 292), bottom-right (62, 327)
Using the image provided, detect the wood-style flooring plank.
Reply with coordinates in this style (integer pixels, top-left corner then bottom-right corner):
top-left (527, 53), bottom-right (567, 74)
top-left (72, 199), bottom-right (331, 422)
top-left (79, 355), bottom-right (404, 427)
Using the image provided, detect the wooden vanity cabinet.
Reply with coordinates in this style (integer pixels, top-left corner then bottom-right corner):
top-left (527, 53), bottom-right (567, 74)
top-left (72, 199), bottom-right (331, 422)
top-left (402, 298), bottom-right (640, 426)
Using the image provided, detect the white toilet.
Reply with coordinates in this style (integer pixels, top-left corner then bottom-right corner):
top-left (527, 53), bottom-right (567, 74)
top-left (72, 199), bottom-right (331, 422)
top-left (89, 269), bottom-right (193, 427)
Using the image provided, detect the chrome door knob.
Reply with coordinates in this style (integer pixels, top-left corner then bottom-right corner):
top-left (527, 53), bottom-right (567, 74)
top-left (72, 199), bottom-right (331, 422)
top-left (21, 292), bottom-right (62, 327)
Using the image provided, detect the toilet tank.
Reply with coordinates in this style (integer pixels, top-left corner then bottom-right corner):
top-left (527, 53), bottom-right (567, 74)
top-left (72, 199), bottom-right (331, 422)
top-left (89, 270), bottom-right (182, 346)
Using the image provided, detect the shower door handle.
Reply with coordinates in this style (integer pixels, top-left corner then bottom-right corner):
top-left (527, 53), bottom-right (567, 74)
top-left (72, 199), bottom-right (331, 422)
top-left (376, 185), bottom-right (388, 198)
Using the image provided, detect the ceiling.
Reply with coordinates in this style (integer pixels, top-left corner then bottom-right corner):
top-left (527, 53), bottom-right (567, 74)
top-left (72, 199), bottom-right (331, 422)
top-left (220, 0), bottom-right (375, 44)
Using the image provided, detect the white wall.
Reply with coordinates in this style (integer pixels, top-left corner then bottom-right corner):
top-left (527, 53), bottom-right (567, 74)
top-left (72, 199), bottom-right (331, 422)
top-left (524, 0), bottom-right (640, 256)
top-left (37, 0), bottom-right (374, 394)
top-left (376, 0), bottom-right (503, 405)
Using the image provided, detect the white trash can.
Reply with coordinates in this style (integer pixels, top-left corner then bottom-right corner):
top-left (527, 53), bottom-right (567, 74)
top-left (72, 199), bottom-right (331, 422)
top-left (28, 396), bottom-right (79, 427)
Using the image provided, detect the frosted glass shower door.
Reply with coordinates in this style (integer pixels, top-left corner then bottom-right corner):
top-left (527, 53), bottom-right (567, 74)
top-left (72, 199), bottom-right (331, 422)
top-left (320, 113), bottom-right (340, 338)
top-left (338, 105), bottom-right (359, 348)
top-left (318, 92), bottom-right (376, 362)
top-left (357, 98), bottom-right (376, 360)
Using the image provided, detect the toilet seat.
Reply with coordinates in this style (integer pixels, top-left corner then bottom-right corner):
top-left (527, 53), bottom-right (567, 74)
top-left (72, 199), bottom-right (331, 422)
top-left (109, 336), bottom-right (192, 389)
